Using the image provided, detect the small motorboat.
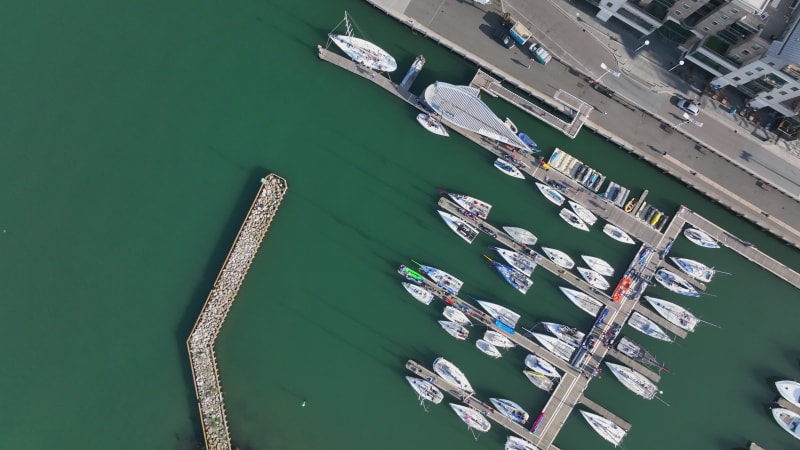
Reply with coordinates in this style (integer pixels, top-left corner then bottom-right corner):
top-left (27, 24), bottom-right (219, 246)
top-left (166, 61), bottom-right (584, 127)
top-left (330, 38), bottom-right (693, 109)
top-left (577, 267), bottom-right (611, 290)
top-left (490, 398), bottom-right (530, 424)
top-left (406, 376), bottom-right (444, 404)
top-left (438, 320), bottom-right (469, 340)
top-left (776, 380), bottom-right (800, 409)
top-left (438, 210), bottom-right (479, 244)
top-left (517, 132), bottom-right (539, 153)
top-left (683, 227), bottom-right (720, 248)
top-left (494, 158), bottom-right (525, 179)
top-left (559, 208), bottom-right (590, 231)
top-left (535, 182), bottom-right (565, 206)
top-left (602, 223), bottom-right (635, 244)
top-left (627, 311), bottom-right (673, 342)
top-left (771, 407), bottom-right (800, 441)
top-left (503, 226), bottom-right (538, 246)
top-left (624, 197), bottom-right (636, 213)
top-left (416, 113), bottom-right (449, 136)
top-left (567, 200), bottom-right (597, 226)
top-left (523, 369), bottom-right (555, 392)
top-left (443, 305), bottom-right (471, 326)
top-left (450, 403), bottom-right (492, 433)
top-left (581, 255), bottom-right (614, 277)
top-left (541, 247), bottom-right (575, 269)
top-left (484, 330), bottom-right (515, 349)
top-left (524, 354), bottom-right (561, 378)
top-left (654, 268), bottom-right (700, 297)
top-left (670, 257), bottom-right (715, 283)
top-left (476, 339), bottom-right (502, 358)
top-left (402, 282), bottom-right (433, 305)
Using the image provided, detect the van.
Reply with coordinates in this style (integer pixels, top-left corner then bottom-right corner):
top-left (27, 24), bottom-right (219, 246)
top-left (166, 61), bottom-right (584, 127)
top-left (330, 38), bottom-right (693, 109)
top-left (529, 43), bottom-right (552, 65)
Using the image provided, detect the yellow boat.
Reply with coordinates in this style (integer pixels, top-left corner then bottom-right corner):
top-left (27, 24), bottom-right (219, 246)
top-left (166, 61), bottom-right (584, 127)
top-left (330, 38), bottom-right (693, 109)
top-left (623, 197), bottom-right (636, 213)
top-left (650, 212), bottom-right (663, 226)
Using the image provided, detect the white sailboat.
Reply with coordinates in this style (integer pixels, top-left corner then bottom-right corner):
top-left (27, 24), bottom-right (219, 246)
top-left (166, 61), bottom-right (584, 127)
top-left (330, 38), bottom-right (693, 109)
top-left (541, 247), bottom-right (575, 269)
top-left (492, 247), bottom-right (537, 276)
top-left (523, 369), bottom-right (555, 391)
top-left (443, 306), bottom-right (471, 326)
top-left (433, 357), bottom-right (474, 393)
top-left (476, 299), bottom-right (521, 328)
top-left (531, 332), bottom-right (575, 361)
top-left (683, 227), bottom-right (720, 248)
top-left (580, 410), bottom-right (626, 446)
top-left (476, 339), bottom-right (502, 358)
top-left (670, 257), bottom-right (715, 283)
top-left (402, 282), bottom-right (433, 305)
top-left (328, 12), bottom-right (397, 72)
top-left (503, 226), bottom-right (538, 246)
top-left (490, 398), bottom-right (530, 424)
top-left (440, 190), bottom-right (492, 220)
top-left (438, 210), bottom-right (479, 244)
top-left (654, 268), bottom-right (700, 297)
top-left (559, 287), bottom-right (603, 316)
top-left (627, 311), bottom-right (673, 342)
top-left (559, 208), bottom-right (590, 231)
top-left (776, 380), bottom-right (800, 409)
top-left (524, 354), bottom-right (561, 378)
top-left (450, 403), bottom-right (492, 433)
top-left (541, 322), bottom-right (585, 348)
top-left (568, 200), bottom-right (598, 226)
top-left (484, 330), bottom-right (515, 349)
top-left (406, 376), bottom-right (444, 404)
top-left (602, 223), bottom-right (635, 244)
top-left (535, 182), bottom-right (565, 206)
top-left (643, 296), bottom-right (700, 332)
top-left (505, 436), bottom-right (539, 450)
top-left (771, 407), bottom-right (800, 441)
top-left (577, 267), bottom-right (611, 290)
top-left (605, 362), bottom-right (659, 400)
top-left (494, 158), bottom-right (526, 179)
top-left (414, 261), bottom-right (464, 295)
top-left (416, 113), bottom-right (449, 136)
top-left (438, 320), bottom-right (469, 340)
top-left (581, 255), bottom-right (614, 277)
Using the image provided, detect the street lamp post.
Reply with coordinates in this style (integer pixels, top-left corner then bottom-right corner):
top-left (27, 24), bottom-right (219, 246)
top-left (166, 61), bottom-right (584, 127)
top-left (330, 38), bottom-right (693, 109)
top-left (669, 60), bottom-right (685, 71)
top-left (594, 62), bottom-right (621, 83)
top-left (635, 39), bottom-right (650, 52)
top-left (674, 112), bottom-right (704, 130)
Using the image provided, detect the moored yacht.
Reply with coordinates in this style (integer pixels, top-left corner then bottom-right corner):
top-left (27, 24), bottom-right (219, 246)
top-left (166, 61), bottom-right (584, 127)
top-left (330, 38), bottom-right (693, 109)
top-left (484, 330), bottom-right (515, 349)
top-left (402, 282), bottom-right (433, 305)
top-left (523, 369), bottom-right (555, 391)
top-left (627, 311), bottom-right (673, 342)
top-left (492, 246), bottom-right (537, 276)
top-left (492, 261), bottom-right (533, 294)
top-left (535, 182), bottom-right (565, 206)
top-left (476, 339), bottom-right (502, 358)
top-left (414, 261), bottom-right (463, 295)
top-left (494, 158), bottom-right (526, 179)
top-left (616, 336), bottom-right (663, 370)
top-left (581, 255), bottom-right (614, 277)
top-left (433, 357), bottom-right (473, 393)
top-left (416, 113), bottom-right (449, 136)
top-left (440, 190), bottom-right (492, 220)
top-left (605, 362), bottom-right (659, 400)
top-left (490, 398), bottom-right (530, 424)
top-left (683, 227), bottom-right (720, 248)
top-left (541, 322), bottom-right (585, 348)
top-left (577, 267), bottom-right (611, 290)
top-left (328, 12), bottom-right (397, 72)
top-left (503, 226), bottom-right (538, 246)
top-left (531, 332), bottom-right (575, 361)
top-left (654, 268), bottom-right (700, 297)
top-left (438, 210), bottom-right (479, 244)
top-left (541, 247), bottom-right (575, 269)
top-left (505, 436), bottom-right (538, 450)
top-left (559, 208), bottom-right (590, 231)
top-left (643, 296), bottom-right (700, 332)
top-left (443, 305), bottom-right (471, 326)
top-left (602, 223), bottom-right (635, 244)
top-left (580, 410), bottom-right (626, 446)
top-left (771, 407), bottom-right (800, 441)
top-left (776, 380), bottom-right (800, 409)
top-left (450, 403), bottom-right (492, 432)
top-left (670, 257), bottom-right (715, 283)
top-left (476, 299), bottom-right (521, 328)
top-left (568, 200), bottom-right (598, 226)
top-left (524, 354), bottom-right (561, 378)
top-left (559, 287), bottom-right (603, 316)
top-left (438, 320), bottom-right (469, 340)
top-left (405, 376), bottom-right (444, 404)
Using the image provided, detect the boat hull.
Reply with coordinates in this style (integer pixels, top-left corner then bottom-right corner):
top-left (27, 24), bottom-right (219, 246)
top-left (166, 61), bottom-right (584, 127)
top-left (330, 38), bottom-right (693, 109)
top-left (328, 34), bottom-right (397, 72)
top-left (559, 208), bottom-right (590, 231)
top-left (402, 282), bottom-right (433, 305)
top-left (406, 376), bottom-right (444, 404)
top-left (476, 300), bottom-right (520, 328)
top-left (568, 200), bottom-right (597, 225)
top-left (503, 226), bottom-right (538, 246)
top-left (771, 407), bottom-right (800, 441)
top-left (476, 339), bottom-right (502, 358)
top-left (438, 210), bottom-right (479, 244)
top-left (683, 227), bottom-right (720, 248)
top-left (559, 287), bottom-right (603, 316)
top-left (776, 380), bottom-right (800, 409)
top-left (450, 403), bottom-right (492, 432)
top-left (628, 311), bottom-right (672, 342)
top-left (416, 113), bottom-right (449, 136)
top-left (434, 357), bottom-right (473, 393)
top-left (643, 296), bottom-right (699, 332)
top-left (578, 267), bottom-right (610, 290)
top-left (524, 354), bottom-right (561, 378)
top-left (603, 223), bottom-right (635, 244)
top-left (494, 158), bottom-right (525, 179)
top-left (670, 257), bottom-right (714, 282)
top-left (535, 182), bottom-right (565, 206)
top-left (581, 255), bottom-right (614, 277)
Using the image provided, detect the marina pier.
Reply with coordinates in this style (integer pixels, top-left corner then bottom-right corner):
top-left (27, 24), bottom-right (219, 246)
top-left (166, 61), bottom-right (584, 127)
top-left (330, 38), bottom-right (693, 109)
top-left (186, 174), bottom-right (288, 450)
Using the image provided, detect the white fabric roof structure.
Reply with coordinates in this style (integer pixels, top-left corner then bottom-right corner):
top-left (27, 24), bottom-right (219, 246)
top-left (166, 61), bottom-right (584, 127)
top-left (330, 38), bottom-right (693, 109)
top-left (423, 82), bottom-right (529, 149)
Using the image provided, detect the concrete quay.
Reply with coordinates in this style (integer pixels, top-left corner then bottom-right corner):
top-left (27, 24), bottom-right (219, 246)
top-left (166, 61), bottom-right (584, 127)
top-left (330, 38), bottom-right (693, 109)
top-left (363, 0), bottom-right (800, 250)
top-left (186, 174), bottom-right (288, 450)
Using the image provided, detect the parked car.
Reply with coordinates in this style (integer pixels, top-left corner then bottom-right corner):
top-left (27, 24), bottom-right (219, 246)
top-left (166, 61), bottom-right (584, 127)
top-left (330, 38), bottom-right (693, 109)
top-left (676, 99), bottom-right (700, 116)
top-left (493, 27), bottom-right (514, 49)
top-left (528, 43), bottom-right (552, 65)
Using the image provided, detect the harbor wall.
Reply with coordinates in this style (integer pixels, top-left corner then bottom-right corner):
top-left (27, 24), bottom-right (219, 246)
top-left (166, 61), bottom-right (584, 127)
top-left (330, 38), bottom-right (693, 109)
top-left (186, 174), bottom-right (288, 450)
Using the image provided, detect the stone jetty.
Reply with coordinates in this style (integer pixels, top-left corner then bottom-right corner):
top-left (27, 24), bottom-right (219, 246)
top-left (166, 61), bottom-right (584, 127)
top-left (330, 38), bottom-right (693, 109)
top-left (186, 174), bottom-right (288, 450)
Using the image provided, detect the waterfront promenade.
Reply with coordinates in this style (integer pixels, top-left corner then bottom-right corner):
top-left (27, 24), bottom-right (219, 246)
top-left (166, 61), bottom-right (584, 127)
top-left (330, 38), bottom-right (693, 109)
top-left (186, 174), bottom-right (288, 450)
top-left (363, 0), bottom-right (800, 249)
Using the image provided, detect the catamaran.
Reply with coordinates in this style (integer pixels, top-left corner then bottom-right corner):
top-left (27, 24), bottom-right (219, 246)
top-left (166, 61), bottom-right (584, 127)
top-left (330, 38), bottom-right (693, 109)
top-left (616, 336), bottom-right (664, 370)
top-left (776, 380), bottom-right (800, 409)
top-left (580, 410), bottom-right (626, 446)
top-left (531, 332), bottom-right (575, 361)
top-left (541, 247), bottom-right (575, 269)
top-left (503, 226), bottom-right (538, 246)
top-left (568, 200), bottom-right (598, 226)
top-left (603, 223), bottom-right (635, 244)
top-left (605, 362), bottom-right (659, 400)
top-left (494, 158), bottom-right (526, 179)
top-left (484, 330), bottom-right (515, 349)
top-left (683, 227), bottom-right (720, 248)
top-left (491, 246), bottom-right (537, 276)
top-left (670, 257), bottom-right (715, 283)
top-left (581, 255), bottom-right (614, 277)
top-left (476, 299), bottom-right (521, 328)
top-left (433, 357), bottom-right (474, 393)
top-left (559, 208), bottom-right (590, 231)
top-left (490, 398), bottom-right (530, 424)
top-left (439, 320), bottom-right (469, 340)
top-left (541, 322), bottom-right (585, 348)
top-left (450, 403), bottom-right (492, 433)
top-left (654, 268), bottom-right (700, 297)
top-left (578, 267), bottom-right (611, 290)
top-left (492, 261), bottom-right (533, 294)
top-left (402, 282), bottom-right (433, 305)
top-left (627, 311), bottom-right (673, 342)
top-left (406, 376), bottom-right (444, 404)
top-left (643, 296), bottom-right (699, 332)
top-left (771, 407), bottom-right (800, 441)
top-left (559, 286), bottom-right (603, 316)
top-left (416, 113), bottom-right (449, 136)
top-left (524, 354), bottom-right (561, 378)
top-left (328, 12), bottom-right (397, 72)
top-left (438, 210), bottom-right (479, 244)
top-left (440, 190), bottom-right (492, 220)
top-left (476, 339), bottom-right (502, 358)
top-left (443, 306), bottom-right (471, 326)
top-left (523, 369), bottom-right (555, 391)
top-left (534, 182), bottom-right (565, 206)
top-left (413, 261), bottom-right (463, 295)
top-left (505, 436), bottom-right (538, 450)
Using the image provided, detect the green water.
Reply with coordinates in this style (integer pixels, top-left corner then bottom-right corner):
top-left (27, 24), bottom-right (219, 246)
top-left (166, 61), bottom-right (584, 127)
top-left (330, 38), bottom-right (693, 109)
top-left (2, 1), bottom-right (799, 449)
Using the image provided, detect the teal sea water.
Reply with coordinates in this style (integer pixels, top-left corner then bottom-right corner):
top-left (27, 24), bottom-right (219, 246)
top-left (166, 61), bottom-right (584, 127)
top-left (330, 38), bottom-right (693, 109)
top-left (1, 1), bottom-right (799, 449)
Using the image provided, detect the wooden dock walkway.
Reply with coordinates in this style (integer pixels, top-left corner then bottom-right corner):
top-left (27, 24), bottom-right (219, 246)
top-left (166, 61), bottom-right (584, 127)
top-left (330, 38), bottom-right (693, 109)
top-left (777, 397), bottom-right (800, 415)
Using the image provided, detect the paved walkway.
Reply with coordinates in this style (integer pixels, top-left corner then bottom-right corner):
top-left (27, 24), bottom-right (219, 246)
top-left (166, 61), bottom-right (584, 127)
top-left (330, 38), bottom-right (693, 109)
top-left (366, 0), bottom-right (800, 248)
